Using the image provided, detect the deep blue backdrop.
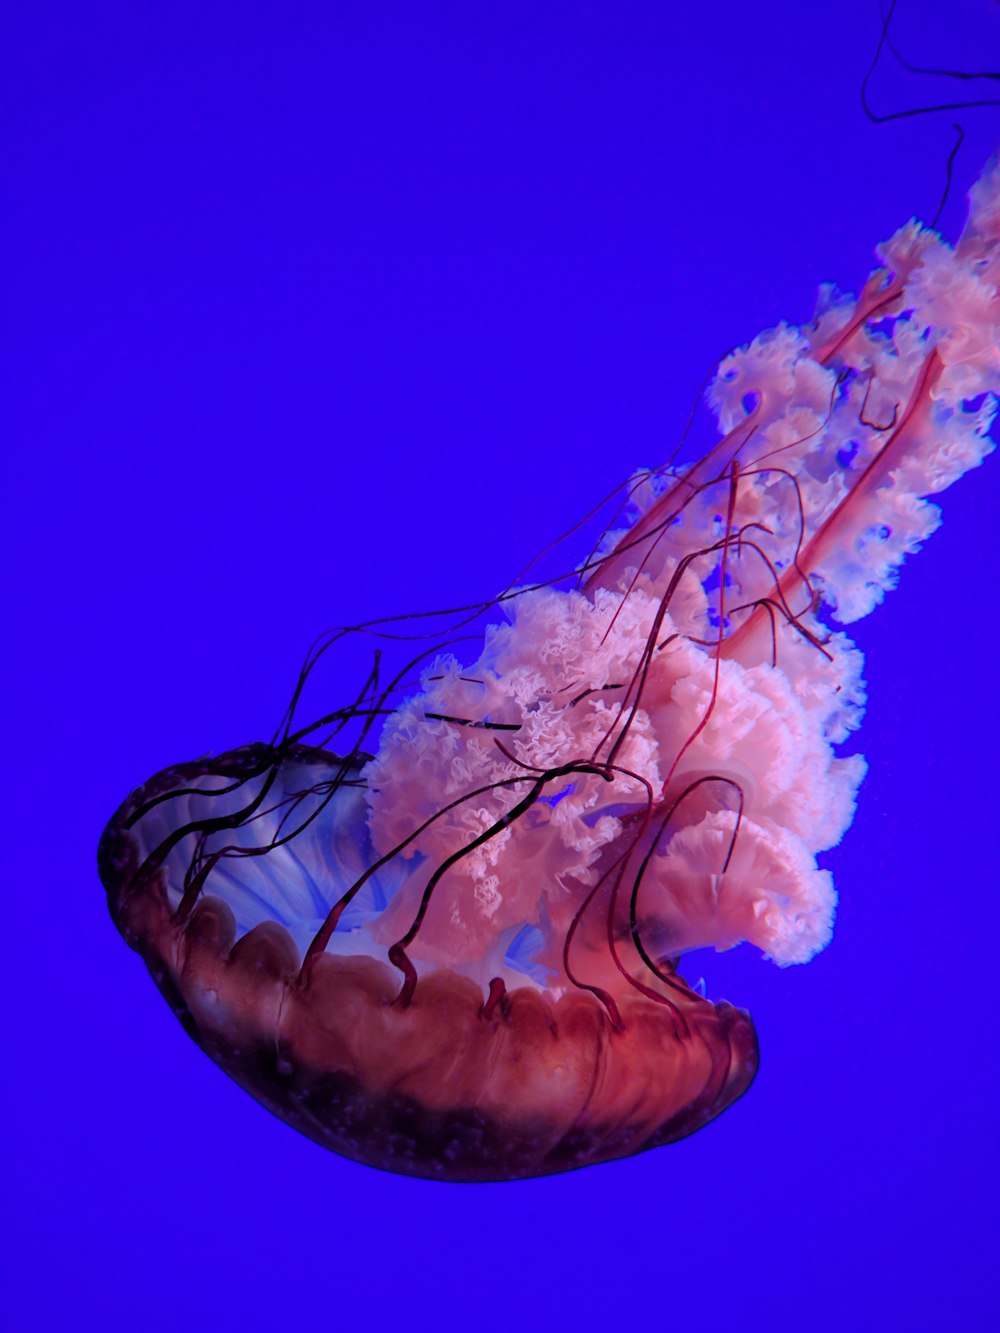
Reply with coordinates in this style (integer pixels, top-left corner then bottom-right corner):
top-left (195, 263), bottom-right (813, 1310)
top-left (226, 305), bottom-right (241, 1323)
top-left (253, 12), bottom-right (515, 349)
top-left (5, 3), bottom-right (999, 1330)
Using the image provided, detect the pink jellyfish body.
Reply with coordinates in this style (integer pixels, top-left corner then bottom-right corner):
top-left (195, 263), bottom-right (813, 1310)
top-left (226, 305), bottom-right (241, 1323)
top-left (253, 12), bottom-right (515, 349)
top-left (100, 160), bottom-right (999, 1181)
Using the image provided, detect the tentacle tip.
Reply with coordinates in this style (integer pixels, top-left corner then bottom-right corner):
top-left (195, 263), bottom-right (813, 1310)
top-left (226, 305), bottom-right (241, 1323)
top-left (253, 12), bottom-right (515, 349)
top-left (480, 976), bottom-right (509, 1021)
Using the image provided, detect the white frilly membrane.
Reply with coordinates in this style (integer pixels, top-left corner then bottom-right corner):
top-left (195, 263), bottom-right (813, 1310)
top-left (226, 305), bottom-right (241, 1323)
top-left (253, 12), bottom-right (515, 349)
top-left (352, 161), bottom-right (999, 998)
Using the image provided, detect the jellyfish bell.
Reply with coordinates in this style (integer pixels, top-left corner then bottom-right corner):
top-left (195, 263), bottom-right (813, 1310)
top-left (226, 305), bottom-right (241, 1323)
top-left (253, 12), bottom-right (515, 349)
top-left (100, 157), bottom-right (999, 1182)
top-left (99, 743), bottom-right (757, 1181)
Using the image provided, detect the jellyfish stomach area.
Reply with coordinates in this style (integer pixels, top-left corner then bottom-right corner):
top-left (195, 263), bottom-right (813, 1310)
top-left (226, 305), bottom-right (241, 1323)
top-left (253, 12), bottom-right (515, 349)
top-left (144, 745), bottom-right (784, 1009)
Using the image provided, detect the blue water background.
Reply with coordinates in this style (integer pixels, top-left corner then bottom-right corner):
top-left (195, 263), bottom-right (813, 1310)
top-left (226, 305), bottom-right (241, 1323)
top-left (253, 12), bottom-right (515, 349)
top-left (5, 3), bottom-right (998, 1329)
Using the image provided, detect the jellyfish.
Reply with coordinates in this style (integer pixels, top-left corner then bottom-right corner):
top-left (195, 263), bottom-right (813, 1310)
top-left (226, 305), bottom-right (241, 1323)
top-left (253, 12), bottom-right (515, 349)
top-left (99, 158), bottom-right (999, 1182)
